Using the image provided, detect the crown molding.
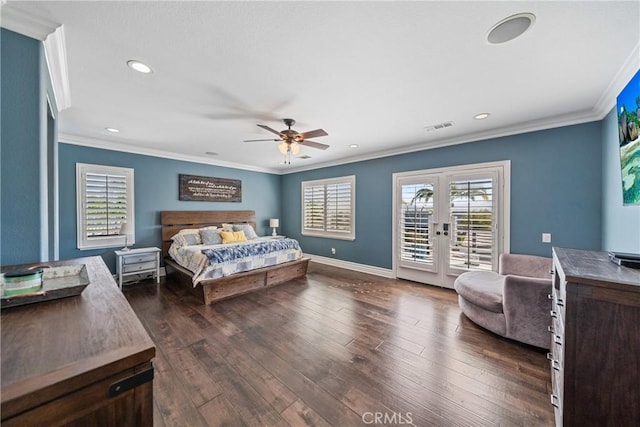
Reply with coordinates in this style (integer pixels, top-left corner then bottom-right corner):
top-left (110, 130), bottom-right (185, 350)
top-left (44, 25), bottom-right (72, 112)
top-left (593, 41), bottom-right (640, 118)
top-left (0, 3), bottom-right (58, 41)
top-left (59, 133), bottom-right (281, 175)
top-left (283, 107), bottom-right (602, 174)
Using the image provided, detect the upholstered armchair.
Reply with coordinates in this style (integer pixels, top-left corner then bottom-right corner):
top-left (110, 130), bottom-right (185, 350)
top-left (454, 253), bottom-right (553, 349)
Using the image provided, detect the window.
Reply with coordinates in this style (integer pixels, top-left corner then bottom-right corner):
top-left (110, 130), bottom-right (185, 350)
top-left (76, 163), bottom-right (134, 250)
top-left (302, 175), bottom-right (355, 240)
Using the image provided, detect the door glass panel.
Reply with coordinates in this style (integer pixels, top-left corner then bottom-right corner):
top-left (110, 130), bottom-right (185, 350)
top-left (400, 183), bottom-right (435, 268)
top-left (448, 177), bottom-right (495, 272)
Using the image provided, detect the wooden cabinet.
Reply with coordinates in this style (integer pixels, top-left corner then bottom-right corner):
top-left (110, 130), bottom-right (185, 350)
top-left (1, 256), bottom-right (156, 426)
top-left (115, 247), bottom-right (161, 289)
top-left (550, 247), bottom-right (640, 426)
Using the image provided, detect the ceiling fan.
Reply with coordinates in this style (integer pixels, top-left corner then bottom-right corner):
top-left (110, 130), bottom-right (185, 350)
top-left (244, 118), bottom-right (329, 162)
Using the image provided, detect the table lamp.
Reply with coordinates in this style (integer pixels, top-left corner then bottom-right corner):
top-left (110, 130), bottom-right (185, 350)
top-left (269, 218), bottom-right (279, 237)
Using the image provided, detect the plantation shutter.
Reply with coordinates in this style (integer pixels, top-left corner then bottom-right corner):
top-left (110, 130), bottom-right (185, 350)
top-left (77, 163), bottom-right (134, 249)
top-left (325, 182), bottom-right (352, 233)
top-left (302, 176), bottom-right (355, 240)
top-left (303, 184), bottom-right (325, 232)
top-left (399, 183), bottom-right (434, 267)
top-left (84, 172), bottom-right (128, 237)
top-left (448, 175), bottom-right (496, 272)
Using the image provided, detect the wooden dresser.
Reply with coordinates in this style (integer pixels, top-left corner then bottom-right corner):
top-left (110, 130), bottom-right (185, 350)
top-left (1, 256), bottom-right (156, 426)
top-left (550, 247), bottom-right (640, 426)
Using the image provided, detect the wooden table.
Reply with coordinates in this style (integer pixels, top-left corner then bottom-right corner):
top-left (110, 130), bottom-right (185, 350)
top-left (1, 256), bottom-right (156, 426)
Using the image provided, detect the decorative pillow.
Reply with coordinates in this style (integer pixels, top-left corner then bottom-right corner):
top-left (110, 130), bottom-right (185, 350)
top-left (170, 229), bottom-right (202, 247)
top-left (233, 223), bottom-right (258, 240)
top-left (220, 230), bottom-right (247, 244)
top-left (200, 228), bottom-right (222, 245)
top-left (221, 223), bottom-right (234, 232)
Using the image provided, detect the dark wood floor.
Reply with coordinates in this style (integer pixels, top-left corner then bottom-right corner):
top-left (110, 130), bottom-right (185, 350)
top-left (124, 262), bottom-right (554, 427)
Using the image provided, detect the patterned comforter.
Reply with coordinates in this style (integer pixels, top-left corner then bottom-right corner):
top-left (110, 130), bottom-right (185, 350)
top-left (168, 237), bottom-right (303, 286)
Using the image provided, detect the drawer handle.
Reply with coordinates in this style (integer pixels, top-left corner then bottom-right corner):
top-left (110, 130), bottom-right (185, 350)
top-left (550, 394), bottom-right (559, 408)
top-left (547, 352), bottom-right (560, 370)
top-left (550, 310), bottom-right (557, 319)
top-left (108, 367), bottom-right (154, 397)
top-left (554, 335), bottom-right (563, 346)
top-left (556, 298), bottom-right (564, 307)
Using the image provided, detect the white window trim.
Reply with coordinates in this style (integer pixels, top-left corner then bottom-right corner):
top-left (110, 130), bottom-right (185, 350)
top-left (76, 163), bottom-right (135, 250)
top-left (301, 175), bottom-right (356, 241)
top-left (392, 160), bottom-right (511, 278)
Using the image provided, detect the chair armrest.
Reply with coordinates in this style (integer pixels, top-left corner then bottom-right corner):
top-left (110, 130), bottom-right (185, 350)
top-left (499, 253), bottom-right (552, 279)
top-left (502, 275), bottom-right (552, 348)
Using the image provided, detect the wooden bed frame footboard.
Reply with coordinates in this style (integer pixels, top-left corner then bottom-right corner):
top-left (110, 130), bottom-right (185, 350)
top-left (160, 210), bottom-right (309, 304)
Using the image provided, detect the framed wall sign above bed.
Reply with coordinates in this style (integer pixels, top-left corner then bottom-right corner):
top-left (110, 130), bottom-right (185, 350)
top-left (179, 174), bottom-right (241, 202)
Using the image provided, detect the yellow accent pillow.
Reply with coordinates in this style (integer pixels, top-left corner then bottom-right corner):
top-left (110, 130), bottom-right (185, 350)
top-left (220, 230), bottom-right (247, 244)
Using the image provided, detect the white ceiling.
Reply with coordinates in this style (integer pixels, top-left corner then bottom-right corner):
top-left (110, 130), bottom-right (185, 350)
top-left (3, 1), bottom-right (639, 174)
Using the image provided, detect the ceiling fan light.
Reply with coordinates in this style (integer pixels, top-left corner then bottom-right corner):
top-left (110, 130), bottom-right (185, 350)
top-left (278, 142), bottom-right (288, 154)
top-left (290, 142), bottom-right (301, 155)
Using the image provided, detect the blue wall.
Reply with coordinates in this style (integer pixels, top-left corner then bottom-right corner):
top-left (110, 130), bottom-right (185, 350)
top-left (1, 29), bottom-right (43, 265)
top-left (601, 108), bottom-right (640, 252)
top-left (58, 143), bottom-right (281, 272)
top-left (281, 122), bottom-right (603, 269)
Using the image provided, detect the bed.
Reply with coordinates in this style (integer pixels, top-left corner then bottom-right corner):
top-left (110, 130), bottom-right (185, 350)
top-left (161, 210), bottom-right (309, 304)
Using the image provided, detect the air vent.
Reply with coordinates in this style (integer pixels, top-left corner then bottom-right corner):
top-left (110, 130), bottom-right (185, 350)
top-left (299, 155), bottom-right (312, 160)
top-left (424, 121), bottom-right (454, 132)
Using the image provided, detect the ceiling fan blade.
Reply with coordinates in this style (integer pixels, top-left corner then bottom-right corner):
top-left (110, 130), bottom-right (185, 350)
top-left (243, 138), bottom-right (281, 142)
top-left (257, 124), bottom-right (282, 136)
top-left (298, 139), bottom-right (330, 150)
top-left (297, 128), bottom-right (328, 139)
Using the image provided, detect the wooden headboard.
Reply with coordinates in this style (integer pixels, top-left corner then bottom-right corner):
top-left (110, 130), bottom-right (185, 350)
top-left (160, 210), bottom-right (257, 257)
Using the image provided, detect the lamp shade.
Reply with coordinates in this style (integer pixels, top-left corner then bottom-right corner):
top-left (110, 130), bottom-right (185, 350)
top-left (118, 221), bottom-right (130, 235)
top-left (269, 218), bottom-right (279, 228)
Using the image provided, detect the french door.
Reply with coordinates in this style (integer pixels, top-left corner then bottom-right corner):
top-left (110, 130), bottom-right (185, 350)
top-left (393, 161), bottom-right (510, 289)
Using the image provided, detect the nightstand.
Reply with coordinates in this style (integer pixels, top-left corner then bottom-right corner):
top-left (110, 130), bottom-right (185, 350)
top-left (115, 247), bottom-right (161, 290)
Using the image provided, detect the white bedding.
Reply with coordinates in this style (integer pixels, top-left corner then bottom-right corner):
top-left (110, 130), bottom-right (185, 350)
top-left (168, 237), bottom-right (303, 286)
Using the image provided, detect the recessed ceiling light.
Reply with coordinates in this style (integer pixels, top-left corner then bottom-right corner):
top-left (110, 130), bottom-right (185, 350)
top-left (127, 60), bottom-right (153, 74)
top-left (474, 113), bottom-right (491, 120)
top-left (487, 13), bottom-right (536, 44)
top-left (349, 144), bottom-right (359, 149)
top-left (105, 127), bottom-right (120, 133)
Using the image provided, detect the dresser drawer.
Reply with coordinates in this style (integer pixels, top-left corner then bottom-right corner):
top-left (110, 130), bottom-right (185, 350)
top-left (122, 253), bottom-right (156, 264)
top-left (122, 261), bottom-right (157, 273)
top-left (551, 367), bottom-right (563, 427)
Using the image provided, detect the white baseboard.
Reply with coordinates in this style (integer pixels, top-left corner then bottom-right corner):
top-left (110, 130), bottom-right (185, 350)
top-left (307, 254), bottom-right (395, 278)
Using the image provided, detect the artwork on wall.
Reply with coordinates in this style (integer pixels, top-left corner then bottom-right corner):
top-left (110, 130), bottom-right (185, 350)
top-left (179, 174), bottom-right (241, 202)
top-left (617, 69), bottom-right (640, 205)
